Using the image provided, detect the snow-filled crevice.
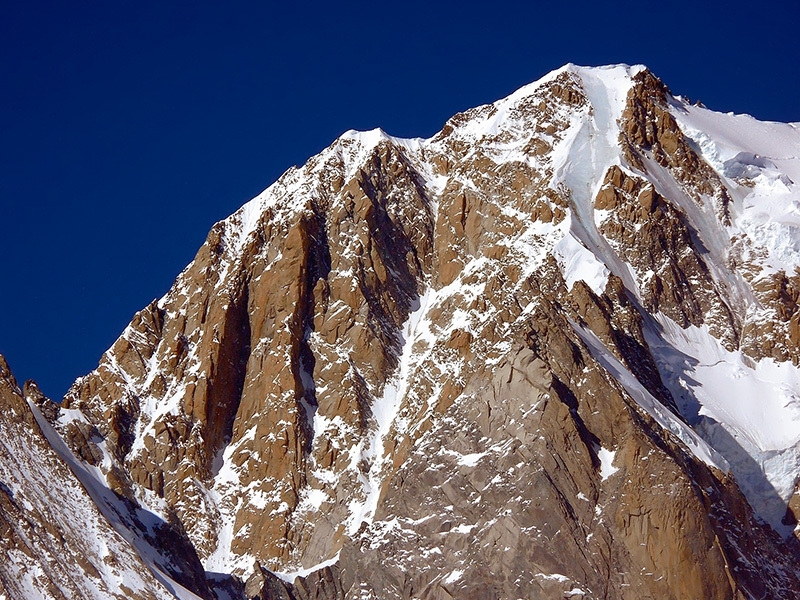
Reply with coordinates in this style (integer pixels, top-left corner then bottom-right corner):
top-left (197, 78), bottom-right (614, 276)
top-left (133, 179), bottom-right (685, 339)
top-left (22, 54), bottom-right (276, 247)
top-left (551, 66), bottom-right (641, 296)
top-left (345, 288), bottom-right (432, 535)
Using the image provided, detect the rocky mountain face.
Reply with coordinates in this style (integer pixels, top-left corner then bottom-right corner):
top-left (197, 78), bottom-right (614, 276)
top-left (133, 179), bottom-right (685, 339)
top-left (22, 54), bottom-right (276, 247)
top-left (5, 64), bottom-right (800, 599)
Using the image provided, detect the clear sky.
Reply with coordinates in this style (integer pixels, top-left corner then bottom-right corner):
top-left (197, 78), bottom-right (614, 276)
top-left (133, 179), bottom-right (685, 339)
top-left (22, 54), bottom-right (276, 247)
top-left (2, 0), bottom-right (799, 399)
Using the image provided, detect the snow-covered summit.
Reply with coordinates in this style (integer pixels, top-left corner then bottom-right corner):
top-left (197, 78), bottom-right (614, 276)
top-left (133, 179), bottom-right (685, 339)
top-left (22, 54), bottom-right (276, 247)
top-left (516, 62), bottom-right (648, 99)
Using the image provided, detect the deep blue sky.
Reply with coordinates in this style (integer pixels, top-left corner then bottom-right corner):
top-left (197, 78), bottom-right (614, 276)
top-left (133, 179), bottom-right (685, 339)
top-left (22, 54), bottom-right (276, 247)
top-left (2, 0), bottom-right (799, 399)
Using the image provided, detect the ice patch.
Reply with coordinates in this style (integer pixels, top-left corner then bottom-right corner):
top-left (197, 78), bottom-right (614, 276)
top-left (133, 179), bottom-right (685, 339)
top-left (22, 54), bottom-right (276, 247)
top-left (297, 488), bottom-right (329, 512)
top-left (597, 446), bottom-right (619, 481)
top-left (458, 452), bottom-right (487, 467)
top-left (537, 573), bottom-right (570, 582)
top-left (443, 569), bottom-right (464, 585)
top-left (273, 551), bottom-right (341, 584)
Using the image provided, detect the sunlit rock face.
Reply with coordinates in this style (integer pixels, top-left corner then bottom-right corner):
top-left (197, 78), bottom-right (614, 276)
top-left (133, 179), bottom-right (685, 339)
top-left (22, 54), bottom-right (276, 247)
top-left (11, 64), bottom-right (800, 599)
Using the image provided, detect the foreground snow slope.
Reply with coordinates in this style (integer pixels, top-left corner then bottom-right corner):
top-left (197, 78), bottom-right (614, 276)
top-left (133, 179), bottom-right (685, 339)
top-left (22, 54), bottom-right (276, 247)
top-left (0, 356), bottom-right (182, 600)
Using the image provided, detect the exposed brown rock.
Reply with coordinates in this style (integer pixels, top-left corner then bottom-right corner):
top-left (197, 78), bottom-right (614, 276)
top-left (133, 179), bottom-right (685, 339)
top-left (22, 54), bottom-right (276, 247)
top-left (620, 70), bottom-right (732, 222)
top-left (594, 164), bottom-right (740, 348)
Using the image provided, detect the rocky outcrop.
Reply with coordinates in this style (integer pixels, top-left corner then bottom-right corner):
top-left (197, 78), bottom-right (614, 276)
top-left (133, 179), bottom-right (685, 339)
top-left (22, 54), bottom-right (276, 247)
top-left (60, 133), bottom-right (435, 575)
top-left (616, 69), bottom-right (800, 366)
top-left (619, 69), bottom-right (732, 226)
top-left (595, 164), bottom-right (736, 340)
top-left (331, 248), bottom-right (800, 598)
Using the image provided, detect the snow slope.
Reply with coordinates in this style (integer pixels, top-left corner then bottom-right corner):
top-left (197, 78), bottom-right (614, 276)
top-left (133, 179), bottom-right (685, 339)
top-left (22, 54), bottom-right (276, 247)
top-left (30, 402), bottom-right (204, 600)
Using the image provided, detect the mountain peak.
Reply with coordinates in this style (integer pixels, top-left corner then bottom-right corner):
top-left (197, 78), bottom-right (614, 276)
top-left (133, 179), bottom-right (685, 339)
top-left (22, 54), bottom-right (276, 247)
top-left (334, 64), bottom-right (654, 153)
top-left (9, 66), bottom-right (800, 599)
top-left (561, 61), bottom-right (649, 77)
top-left (503, 62), bottom-right (649, 104)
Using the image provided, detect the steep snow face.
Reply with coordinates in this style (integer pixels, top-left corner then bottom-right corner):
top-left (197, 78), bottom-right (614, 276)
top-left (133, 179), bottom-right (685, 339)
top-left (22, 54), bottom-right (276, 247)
top-left (520, 66), bottom-right (800, 535)
top-left (549, 65), bottom-right (643, 294)
top-left (30, 402), bottom-right (205, 600)
top-left (554, 232), bottom-right (609, 295)
top-left (642, 97), bottom-right (800, 533)
top-left (646, 314), bottom-right (800, 535)
top-left (671, 100), bottom-right (800, 274)
top-left (551, 64), bottom-right (641, 194)
top-left (0, 369), bottom-right (181, 600)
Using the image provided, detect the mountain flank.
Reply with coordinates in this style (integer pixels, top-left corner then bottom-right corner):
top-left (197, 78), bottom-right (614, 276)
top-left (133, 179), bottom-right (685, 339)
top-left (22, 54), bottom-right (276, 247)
top-left (5, 64), bottom-right (800, 599)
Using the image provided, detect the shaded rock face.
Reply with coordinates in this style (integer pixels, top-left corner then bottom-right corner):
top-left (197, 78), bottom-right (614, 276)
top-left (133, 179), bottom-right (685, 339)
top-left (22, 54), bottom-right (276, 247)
top-left (8, 63), bottom-right (799, 599)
